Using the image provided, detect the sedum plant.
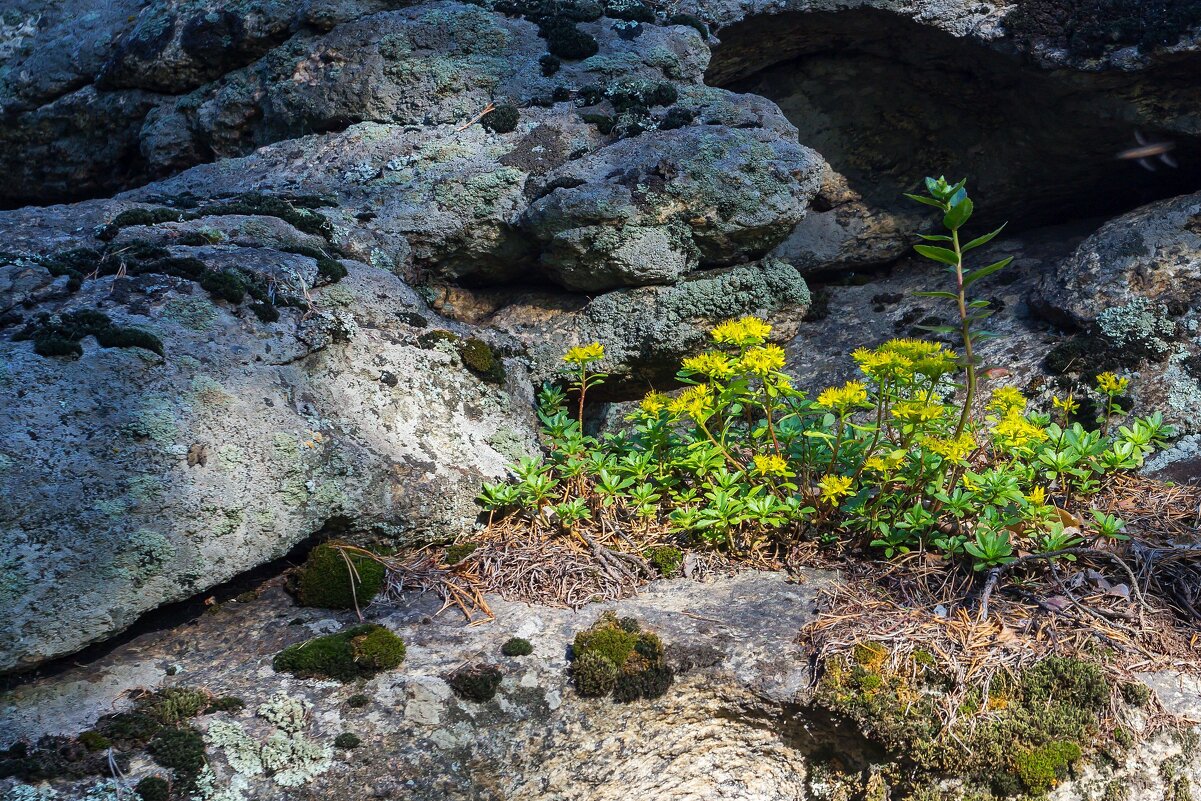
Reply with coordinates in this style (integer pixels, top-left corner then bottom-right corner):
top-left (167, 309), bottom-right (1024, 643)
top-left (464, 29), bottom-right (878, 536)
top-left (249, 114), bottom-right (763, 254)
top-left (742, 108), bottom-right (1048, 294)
top-left (477, 179), bottom-right (1173, 575)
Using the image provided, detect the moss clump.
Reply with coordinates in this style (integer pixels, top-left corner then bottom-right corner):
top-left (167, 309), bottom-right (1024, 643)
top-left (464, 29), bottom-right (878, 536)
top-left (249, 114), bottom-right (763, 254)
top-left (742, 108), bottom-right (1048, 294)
top-left (144, 687), bottom-right (211, 725)
top-left (147, 727), bottom-right (206, 789)
top-left (1120, 681), bottom-right (1152, 707)
top-left (0, 737), bottom-right (126, 782)
top-left (544, 21), bottom-right (598, 59)
top-left (501, 637), bottom-right (534, 657)
top-left (448, 663), bottom-right (504, 702)
top-left (605, 80), bottom-right (677, 113)
top-left (444, 542), bottom-right (478, 565)
top-left (77, 731), bottom-right (110, 752)
top-left (250, 301), bottom-right (280, 323)
top-left (458, 338), bottom-right (506, 383)
top-left (346, 694), bottom-right (370, 708)
top-left (605, 0), bottom-right (655, 21)
top-left (580, 112), bottom-right (615, 135)
top-left (818, 647), bottom-right (1109, 796)
top-left (94, 711), bottom-right (162, 749)
top-left (571, 612), bottom-right (674, 701)
top-left (333, 733), bottom-right (361, 749)
top-left (295, 542), bottom-right (386, 609)
top-left (273, 624), bottom-right (405, 682)
top-left (110, 208), bottom-right (185, 229)
top-left (614, 632), bottom-right (673, 702)
top-left (572, 650), bottom-right (618, 697)
top-left (1012, 740), bottom-right (1082, 794)
top-left (644, 545), bottom-right (682, 576)
top-left (15, 309), bottom-right (163, 359)
top-left (32, 335), bottom-right (83, 358)
top-left (481, 103), bottom-right (520, 134)
top-left (350, 626), bottom-right (407, 671)
top-left (573, 611), bottom-right (638, 666)
top-left (660, 106), bottom-right (696, 131)
top-left (93, 326), bottom-right (164, 355)
top-left (206, 696), bottom-right (246, 714)
top-left (199, 268), bottom-right (248, 303)
top-left (134, 776), bottom-right (170, 801)
top-left (539, 53), bottom-right (561, 75)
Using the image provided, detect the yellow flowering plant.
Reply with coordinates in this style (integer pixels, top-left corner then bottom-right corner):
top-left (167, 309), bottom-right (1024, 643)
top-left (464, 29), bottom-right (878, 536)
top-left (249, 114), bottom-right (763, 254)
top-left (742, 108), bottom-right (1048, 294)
top-left (476, 181), bottom-right (1175, 576)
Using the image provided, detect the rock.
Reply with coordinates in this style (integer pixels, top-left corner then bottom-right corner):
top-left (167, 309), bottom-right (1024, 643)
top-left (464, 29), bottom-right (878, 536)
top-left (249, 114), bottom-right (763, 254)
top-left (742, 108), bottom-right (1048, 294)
top-left (771, 164), bottom-right (915, 275)
top-left (1032, 191), bottom-right (1201, 331)
top-left (523, 127), bottom-right (823, 291)
top-left (1, 571), bottom-right (1198, 801)
top-left (0, 244), bottom-right (540, 672)
top-left (1029, 192), bottom-right (1201, 435)
top-left (448, 257), bottom-right (812, 392)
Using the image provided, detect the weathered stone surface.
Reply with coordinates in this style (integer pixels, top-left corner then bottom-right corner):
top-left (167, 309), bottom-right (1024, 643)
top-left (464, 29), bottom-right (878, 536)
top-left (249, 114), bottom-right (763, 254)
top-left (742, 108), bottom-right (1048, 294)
top-left (1027, 192), bottom-right (1201, 433)
top-left (523, 126), bottom-right (823, 291)
top-left (0, 247), bottom-right (540, 672)
top-left (1, 571), bottom-right (1198, 801)
top-left (1033, 191), bottom-right (1201, 330)
top-left (440, 256), bottom-right (812, 391)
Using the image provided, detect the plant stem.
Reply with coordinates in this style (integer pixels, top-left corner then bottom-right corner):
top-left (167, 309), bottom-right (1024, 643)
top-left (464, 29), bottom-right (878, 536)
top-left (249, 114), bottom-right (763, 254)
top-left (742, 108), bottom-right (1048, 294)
top-left (951, 226), bottom-right (976, 441)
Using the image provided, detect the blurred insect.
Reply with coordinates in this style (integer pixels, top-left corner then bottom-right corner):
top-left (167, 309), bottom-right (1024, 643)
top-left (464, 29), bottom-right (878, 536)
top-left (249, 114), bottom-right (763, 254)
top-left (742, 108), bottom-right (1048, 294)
top-left (1117, 131), bottom-right (1177, 171)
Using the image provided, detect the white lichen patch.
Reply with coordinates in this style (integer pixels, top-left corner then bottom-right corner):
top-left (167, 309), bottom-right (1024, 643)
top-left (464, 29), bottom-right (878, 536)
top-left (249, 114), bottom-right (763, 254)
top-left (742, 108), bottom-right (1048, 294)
top-left (204, 693), bottom-right (332, 789)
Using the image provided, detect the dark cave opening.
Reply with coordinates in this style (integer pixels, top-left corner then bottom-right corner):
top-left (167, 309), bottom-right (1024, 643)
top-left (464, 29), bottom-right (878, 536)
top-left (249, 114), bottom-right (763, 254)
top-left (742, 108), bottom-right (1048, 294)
top-left (708, 9), bottom-right (1201, 232)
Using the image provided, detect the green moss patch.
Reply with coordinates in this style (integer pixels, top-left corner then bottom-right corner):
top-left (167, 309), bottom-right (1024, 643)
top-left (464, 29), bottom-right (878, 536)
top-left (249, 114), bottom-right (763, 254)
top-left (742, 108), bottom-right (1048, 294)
top-left (14, 309), bottom-right (163, 359)
top-left (147, 727), bottom-right (206, 789)
top-left (481, 103), bottom-right (520, 134)
top-left (0, 736), bottom-right (125, 782)
top-left (334, 732), bottom-right (362, 749)
top-left (444, 541), bottom-right (478, 565)
top-left (644, 545), bottom-right (682, 576)
top-left (295, 543), bottom-right (386, 609)
top-left (448, 663), bottom-right (504, 702)
top-left (134, 776), bottom-right (170, 801)
top-left (570, 612), bottom-right (674, 702)
top-left (273, 624), bottom-right (406, 682)
top-left (99, 193), bottom-right (336, 241)
top-left (818, 648), bottom-right (1110, 796)
top-left (502, 637), bottom-right (534, 657)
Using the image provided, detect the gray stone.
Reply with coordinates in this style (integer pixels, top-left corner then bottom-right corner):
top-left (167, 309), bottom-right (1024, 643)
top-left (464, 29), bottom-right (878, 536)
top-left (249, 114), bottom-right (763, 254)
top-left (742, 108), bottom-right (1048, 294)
top-left (523, 127), bottom-right (823, 291)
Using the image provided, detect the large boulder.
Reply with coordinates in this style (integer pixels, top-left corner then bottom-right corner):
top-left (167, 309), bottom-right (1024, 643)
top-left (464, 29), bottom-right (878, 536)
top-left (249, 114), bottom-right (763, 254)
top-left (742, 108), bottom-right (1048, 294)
top-left (0, 229), bottom-right (540, 672)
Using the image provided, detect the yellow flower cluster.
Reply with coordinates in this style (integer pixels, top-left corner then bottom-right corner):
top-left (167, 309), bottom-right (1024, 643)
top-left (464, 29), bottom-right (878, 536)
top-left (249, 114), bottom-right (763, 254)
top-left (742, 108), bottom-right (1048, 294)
top-left (640, 391), bottom-right (670, 415)
top-left (681, 351), bottom-right (734, 378)
top-left (563, 342), bottom-right (605, 366)
top-left (668, 384), bottom-right (714, 419)
top-left (987, 386), bottom-right (1027, 415)
top-left (740, 344), bottom-right (786, 375)
top-left (1051, 393), bottom-right (1080, 415)
top-left (818, 474), bottom-right (854, 504)
top-left (752, 454), bottom-right (791, 477)
top-left (920, 432), bottom-right (976, 463)
top-left (1096, 372), bottom-right (1129, 395)
top-left (710, 316), bottom-right (772, 347)
top-left (891, 400), bottom-right (946, 424)
top-left (992, 409), bottom-right (1048, 451)
top-left (863, 448), bottom-right (908, 474)
top-left (853, 339), bottom-right (958, 382)
top-left (817, 381), bottom-right (868, 412)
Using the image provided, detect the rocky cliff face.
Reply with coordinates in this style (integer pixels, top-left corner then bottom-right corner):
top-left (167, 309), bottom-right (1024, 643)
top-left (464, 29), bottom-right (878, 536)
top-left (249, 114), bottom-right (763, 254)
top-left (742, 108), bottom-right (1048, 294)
top-left (1, 0), bottom-right (1200, 798)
